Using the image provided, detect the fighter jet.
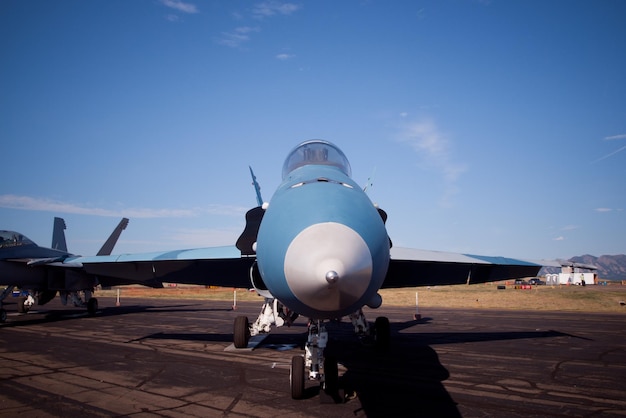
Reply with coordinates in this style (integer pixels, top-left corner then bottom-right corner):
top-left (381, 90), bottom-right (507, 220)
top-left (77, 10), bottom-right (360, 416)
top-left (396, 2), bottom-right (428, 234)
top-left (0, 217), bottom-right (129, 321)
top-left (8, 140), bottom-right (542, 399)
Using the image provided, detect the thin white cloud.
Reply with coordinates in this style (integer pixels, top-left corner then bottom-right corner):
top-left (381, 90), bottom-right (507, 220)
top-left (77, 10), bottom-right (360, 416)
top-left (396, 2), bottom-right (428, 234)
top-left (0, 195), bottom-right (246, 219)
top-left (399, 118), bottom-right (467, 182)
top-left (592, 145), bottom-right (626, 163)
top-left (160, 0), bottom-right (198, 14)
top-left (276, 53), bottom-right (295, 60)
top-left (604, 133), bottom-right (626, 141)
top-left (398, 118), bottom-right (467, 207)
top-left (218, 2), bottom-right (300, 47)
top-left (595, 207), bottom-right (623, 213)
top-left (561, 225), bottom-right (579, 231)
top-left (252, 1), bottom-right (301, 19)
top-left (553, 236), bottom-right (565, 241)
top-left (217, 26), bottom-right (260, 48)
top-left (592, 133), bottom-right (626, 163)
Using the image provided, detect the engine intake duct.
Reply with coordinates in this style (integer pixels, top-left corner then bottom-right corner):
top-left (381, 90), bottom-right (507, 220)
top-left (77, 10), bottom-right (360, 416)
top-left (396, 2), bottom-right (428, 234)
top-left (236, 206), bottom-right (265, 256)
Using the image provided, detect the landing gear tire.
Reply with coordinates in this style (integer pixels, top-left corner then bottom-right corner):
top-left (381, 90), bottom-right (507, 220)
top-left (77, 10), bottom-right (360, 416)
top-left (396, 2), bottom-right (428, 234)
top-left (0, 308), bottom-right (6, 323)
top-left (17, 297), bottom-right (28, 314)
top-left (323, 355), bottom-right (339, 398)
top-left (374, 316), bottom-right (390, 352)
top-left (87, 298), bottom-right (98, 315)
top-left (233, 316), bottom-right (250, 348)
top-left (290, 355), bottom-right (305, 400)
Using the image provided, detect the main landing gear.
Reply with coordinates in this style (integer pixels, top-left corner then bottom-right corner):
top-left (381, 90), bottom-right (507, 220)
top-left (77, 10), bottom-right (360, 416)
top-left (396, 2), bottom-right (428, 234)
top-left (59, 290), bottom-right (99, 315)
top-left (0, 288), bottom-right (98, 323)
top-left (231, 300), bottom-right (390, 402)
top-left (0, 286), bottom-right (37, 319)
top-left (0, 287), bottom-right (33, 321)
top-left (233, 297), bottom-right (298, 349)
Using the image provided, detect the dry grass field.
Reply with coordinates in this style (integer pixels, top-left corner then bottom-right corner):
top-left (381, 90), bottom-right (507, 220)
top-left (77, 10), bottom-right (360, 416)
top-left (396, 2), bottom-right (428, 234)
top-left (380, 284), bottom-right (626, 312)
top-left (98, 283), bottom-right (626, 313)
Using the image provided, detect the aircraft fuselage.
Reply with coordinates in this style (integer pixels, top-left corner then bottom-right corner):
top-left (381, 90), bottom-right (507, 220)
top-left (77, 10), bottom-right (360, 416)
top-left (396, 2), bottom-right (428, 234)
top-left (256, 141), bottom-right (390, 319)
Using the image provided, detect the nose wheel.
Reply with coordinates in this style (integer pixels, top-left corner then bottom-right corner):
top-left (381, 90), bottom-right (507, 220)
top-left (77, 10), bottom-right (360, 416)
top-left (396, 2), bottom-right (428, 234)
top-left (290, 355), bottom-right (305, 399)
top-left (374, 316), bottom-right (390, 351)
top-left (323, 355), bottom-right (339, 397)
top-left (289, 319), bottom-right (342, 401)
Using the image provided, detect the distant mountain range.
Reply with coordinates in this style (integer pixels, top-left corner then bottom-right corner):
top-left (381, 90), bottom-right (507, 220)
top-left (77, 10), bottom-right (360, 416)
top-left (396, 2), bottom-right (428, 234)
top-left (540, 254), bottom-right (626, 281)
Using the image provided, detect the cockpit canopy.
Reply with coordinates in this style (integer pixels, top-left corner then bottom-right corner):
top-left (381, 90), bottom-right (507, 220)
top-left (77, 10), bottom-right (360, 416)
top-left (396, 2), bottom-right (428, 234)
top-left (0, 230), bottom-right (35, 249)
top-left (281, 140), bottom-right (352, 179)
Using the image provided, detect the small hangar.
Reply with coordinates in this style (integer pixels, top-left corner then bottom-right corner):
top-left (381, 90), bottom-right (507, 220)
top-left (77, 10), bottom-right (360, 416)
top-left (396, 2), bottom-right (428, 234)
top-left (543, 260), bottom-right (598, 286)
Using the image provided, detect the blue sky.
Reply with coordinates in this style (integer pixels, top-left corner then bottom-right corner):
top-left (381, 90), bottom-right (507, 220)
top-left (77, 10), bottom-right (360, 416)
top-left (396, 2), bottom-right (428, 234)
top-left (1, 0), bottom-right (624, 260)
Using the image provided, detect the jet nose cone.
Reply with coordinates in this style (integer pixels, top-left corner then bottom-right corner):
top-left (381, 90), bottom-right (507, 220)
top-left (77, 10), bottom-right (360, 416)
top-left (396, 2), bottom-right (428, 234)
top-left (284, 222), bottom-right (373, 314)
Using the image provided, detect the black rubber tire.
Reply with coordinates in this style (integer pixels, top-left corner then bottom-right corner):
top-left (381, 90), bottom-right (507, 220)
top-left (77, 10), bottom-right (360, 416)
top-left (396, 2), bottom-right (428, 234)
top-left (87, 298), bottom-right (98, 315)
top-left (323, 355), bottom-right (339, 395)
top-left (290, 355), bottom-right (305, 400)
top-left (233, 316), bottom-right (250, 348)
top-left (17, 297), bottom-right (27, 314)
top-left (374, 316), bottom-right (390, 352)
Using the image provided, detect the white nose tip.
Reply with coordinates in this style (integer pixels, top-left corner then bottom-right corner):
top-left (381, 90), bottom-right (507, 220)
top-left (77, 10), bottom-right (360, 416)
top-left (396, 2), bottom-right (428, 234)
top-left (284, 222), bottom-right (372, 313)
top-left (325, 270), bottom-right (339, 284)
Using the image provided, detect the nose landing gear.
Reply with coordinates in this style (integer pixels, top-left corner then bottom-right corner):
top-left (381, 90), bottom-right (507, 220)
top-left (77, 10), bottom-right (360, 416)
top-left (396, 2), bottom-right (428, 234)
top-left (290, 319), bottom-right (338, 400)
top-left (289, 312), bottom-right (390, 402)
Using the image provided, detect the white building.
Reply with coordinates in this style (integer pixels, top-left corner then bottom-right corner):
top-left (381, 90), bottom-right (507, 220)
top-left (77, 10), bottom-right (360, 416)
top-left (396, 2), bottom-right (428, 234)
top-left (545, 261), bottom-right (598, 285)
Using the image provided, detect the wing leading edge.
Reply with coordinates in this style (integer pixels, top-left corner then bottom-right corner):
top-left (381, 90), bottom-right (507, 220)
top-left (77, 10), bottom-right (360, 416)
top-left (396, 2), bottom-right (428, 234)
top-left (79, 246), bottom-right (254, 288)
top-left (384, 247), bottom-right (542, 288)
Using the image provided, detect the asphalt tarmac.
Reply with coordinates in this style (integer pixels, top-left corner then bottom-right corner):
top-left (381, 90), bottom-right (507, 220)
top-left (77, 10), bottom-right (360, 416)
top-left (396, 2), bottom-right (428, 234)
top-left (1, 296), bottom-right (625, 417)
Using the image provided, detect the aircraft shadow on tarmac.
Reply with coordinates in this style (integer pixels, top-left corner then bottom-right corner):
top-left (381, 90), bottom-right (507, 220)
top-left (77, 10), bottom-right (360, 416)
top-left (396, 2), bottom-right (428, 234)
top-left (0, 303), bottom-right (233, 328)
top-left (131, 322), bottom-right (309, 345)
top-left (128, 330), bottom-right (239, 344)
top-left (328, 320), bottom-right (569, 417)
top-left (132, 319), bottom-right (570, 418)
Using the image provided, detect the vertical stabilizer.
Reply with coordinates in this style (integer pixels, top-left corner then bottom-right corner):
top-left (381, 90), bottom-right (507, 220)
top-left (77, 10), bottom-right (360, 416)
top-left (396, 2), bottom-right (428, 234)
top-left (97, 218), bottom-right (129, 256)
top-left (52, 217), bottom-right (68, 252)
top-left (249, 166), bottom-right (264, 207)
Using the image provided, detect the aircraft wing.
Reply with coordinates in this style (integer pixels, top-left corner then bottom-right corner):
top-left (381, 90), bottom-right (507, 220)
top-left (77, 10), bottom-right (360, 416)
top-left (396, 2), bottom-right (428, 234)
top-left (78, 246), bottom-right (254, 288)
top-left (383, 247), bottom-right (542, 288)
top-left (79, 245), bottom-right (542, 290)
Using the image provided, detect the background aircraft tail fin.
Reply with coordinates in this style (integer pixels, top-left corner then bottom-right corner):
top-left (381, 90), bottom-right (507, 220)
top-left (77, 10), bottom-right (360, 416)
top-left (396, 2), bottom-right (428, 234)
top-left (51, 217), bottom-right (68, 252)
top-left (97, 218), bottom-right (129, 256)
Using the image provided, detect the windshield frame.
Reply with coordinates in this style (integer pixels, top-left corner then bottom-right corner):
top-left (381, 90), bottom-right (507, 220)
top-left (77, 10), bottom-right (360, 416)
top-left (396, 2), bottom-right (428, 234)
top-left (0, 230), bottom-right (35, 248)
top-left (281, 140), bottom-right (352, 179)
